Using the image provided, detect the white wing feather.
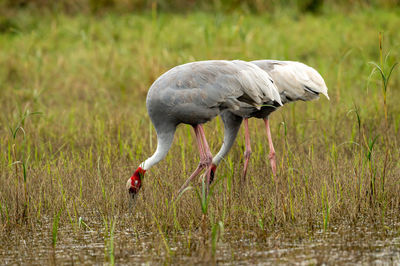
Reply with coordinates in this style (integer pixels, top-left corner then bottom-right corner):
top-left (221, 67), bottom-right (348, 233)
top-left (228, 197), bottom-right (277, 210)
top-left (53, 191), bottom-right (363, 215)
top-left (251, 60), bottom-right (329, 102)
top-left (267, 61), bottom-right (329, 100)
top-left (232, 60), bottom-right (282, 108)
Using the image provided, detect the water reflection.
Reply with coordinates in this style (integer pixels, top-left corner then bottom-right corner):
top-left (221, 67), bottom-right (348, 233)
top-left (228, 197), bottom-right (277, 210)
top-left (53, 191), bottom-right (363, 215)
top-left (1, 224), bottom-right (399, 264)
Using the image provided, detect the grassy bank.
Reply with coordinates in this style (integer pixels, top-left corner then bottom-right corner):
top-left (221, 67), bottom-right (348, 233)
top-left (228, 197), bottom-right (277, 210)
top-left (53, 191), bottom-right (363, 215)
top-left (0, 8), bottom-right (400, 261)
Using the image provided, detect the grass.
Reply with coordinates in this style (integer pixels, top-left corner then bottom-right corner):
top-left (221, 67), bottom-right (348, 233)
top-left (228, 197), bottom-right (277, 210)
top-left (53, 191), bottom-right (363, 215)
top-left (52, 209), bottom-right (61, 248)
top-left (0, 7), bottom-right (400, 263)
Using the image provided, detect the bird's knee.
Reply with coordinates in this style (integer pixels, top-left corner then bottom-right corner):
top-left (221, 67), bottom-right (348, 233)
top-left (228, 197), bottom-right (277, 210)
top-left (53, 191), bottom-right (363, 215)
top-left (244, 150), bottom-right (252, 159)
top-left (269, 151), bottom-right (276, 160)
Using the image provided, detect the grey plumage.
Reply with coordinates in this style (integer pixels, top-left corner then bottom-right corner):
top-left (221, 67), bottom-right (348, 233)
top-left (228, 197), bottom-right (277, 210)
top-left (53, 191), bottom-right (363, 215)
top-left (212, 60), bottom-right (330, 175)
top-left (142, 60), bottom-right (282, 171)
top-left (146, 60), bottom-right (281, 128)
top-left (127, 60), bottom-right (281, 196)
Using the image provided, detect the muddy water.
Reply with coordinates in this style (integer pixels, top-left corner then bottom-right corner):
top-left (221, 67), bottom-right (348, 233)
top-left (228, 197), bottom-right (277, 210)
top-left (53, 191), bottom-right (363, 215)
top-left (1, 224), bottom-right (399, 265)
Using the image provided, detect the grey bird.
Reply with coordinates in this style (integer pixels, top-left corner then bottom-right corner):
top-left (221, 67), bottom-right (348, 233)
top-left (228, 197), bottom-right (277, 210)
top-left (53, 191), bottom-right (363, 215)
top-left (209, 60), bottom-right (330, 181)
top-left (126, 60), bottom-right (282, 198)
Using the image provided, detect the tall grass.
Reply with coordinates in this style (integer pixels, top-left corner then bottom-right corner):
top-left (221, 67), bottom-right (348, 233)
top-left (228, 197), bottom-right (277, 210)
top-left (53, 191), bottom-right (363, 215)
top-left (0, 7), bottom-right (399, 263)
top-left (8, 109), bottom-right (41, 223)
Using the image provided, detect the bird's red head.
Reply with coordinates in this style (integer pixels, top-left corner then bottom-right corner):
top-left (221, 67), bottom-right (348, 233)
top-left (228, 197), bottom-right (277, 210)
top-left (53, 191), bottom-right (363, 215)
top-left (126, 167), bottom-right (146, 198)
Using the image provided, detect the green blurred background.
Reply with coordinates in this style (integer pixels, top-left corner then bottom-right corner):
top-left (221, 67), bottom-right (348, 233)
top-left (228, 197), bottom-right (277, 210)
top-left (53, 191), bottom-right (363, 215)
top-left (1, 0), bottom-right (399, 14)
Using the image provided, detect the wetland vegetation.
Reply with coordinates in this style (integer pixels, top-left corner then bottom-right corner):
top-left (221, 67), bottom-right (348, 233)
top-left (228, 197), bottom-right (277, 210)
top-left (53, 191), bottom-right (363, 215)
top-left (0, 1), bottom-right (400, 264)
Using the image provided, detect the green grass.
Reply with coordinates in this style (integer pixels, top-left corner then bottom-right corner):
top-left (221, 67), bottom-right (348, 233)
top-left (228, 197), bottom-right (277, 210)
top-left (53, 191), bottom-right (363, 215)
top-left (0, 7), bottom-right (400, 262)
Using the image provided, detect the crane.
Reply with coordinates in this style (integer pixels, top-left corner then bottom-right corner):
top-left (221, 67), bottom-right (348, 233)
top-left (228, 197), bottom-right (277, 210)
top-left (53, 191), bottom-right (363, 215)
top-left (209, 60), bottom-right (330, 181)
top-left (126, 60), bottom-right (282, 198)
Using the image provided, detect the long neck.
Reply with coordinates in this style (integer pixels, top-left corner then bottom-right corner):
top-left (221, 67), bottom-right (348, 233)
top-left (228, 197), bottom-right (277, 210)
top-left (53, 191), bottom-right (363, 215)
top-left (213, 112), bottom-right (242, 166)
top-left (141, 128), bottom-right (175, 170)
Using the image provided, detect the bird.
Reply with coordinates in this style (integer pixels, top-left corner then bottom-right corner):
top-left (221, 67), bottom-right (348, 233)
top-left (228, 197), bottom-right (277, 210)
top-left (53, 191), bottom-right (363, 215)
top-left (209, 60), bottom-right (330, 182)
top-left (126, 60), bottom-right (282, 198)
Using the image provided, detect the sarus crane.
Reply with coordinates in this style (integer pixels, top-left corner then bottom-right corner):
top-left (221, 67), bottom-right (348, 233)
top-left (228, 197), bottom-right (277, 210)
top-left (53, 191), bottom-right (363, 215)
top-left (209, 60), bottom-right (330, 181)
top-left (126, 60), bottom-right (282, 198)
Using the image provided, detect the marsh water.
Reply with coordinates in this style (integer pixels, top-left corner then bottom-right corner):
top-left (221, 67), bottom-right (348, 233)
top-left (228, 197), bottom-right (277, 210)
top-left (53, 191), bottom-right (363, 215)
top-left (1, 222), bottom-right (399, 265)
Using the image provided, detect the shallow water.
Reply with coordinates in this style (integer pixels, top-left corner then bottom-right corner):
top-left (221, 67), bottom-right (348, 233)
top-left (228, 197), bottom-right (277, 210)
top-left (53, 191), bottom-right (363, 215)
top-left (1, 224), bottom-right (400, 265)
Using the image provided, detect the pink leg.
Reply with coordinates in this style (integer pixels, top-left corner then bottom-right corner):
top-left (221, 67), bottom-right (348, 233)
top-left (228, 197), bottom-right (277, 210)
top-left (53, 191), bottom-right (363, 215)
top-left (178, 125), bottom-right (212, 194)
top-left (264, 118), bottom-right (276, 176)
top-left (178, 164), bottom-right (206, 194)
top-left (198, 125), bottom-right (213, 192)
top-left (242, 118), bottom-right (252, 180)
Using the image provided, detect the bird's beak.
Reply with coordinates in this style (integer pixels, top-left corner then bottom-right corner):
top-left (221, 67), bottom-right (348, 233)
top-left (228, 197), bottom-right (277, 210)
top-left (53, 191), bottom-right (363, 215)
top-left (126, 179), bottom-right (137, 200)
top-left (128, 192), bottom-right (137, 210)
top-left (128, 187), bottom-right (137, 199)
